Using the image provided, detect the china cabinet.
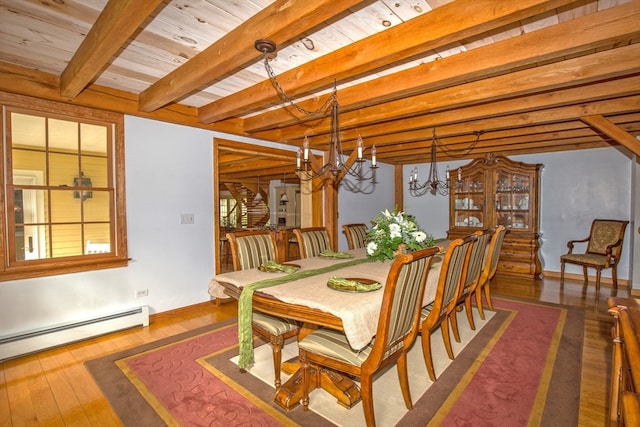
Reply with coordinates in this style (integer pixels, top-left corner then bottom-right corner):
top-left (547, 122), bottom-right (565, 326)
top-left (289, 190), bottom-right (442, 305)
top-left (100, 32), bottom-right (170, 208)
top-left (447, 154), bottom-right (543, 279)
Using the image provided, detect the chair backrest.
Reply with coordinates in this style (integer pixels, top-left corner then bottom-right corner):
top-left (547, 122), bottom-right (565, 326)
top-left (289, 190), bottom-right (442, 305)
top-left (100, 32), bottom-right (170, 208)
top-left (342, 223), bottom-right (368, 250)
top-left (226, 230), bottom-right (278, 271)
top-left (366, 246), bottom-right (440, 365)
top-left (458, 229), bottom-right (495, 299)
top-left (293, 227), bottom-right (331, 258)
top-left (480, 226), bottom-right (507, 283)
top-left (431, 234), bottom-right (477, 319)
top-left (586, 219), bottom-right (629, 261)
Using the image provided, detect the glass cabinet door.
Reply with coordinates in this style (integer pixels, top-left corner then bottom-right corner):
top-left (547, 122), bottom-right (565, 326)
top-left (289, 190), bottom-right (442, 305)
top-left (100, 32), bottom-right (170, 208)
top-left (494, 170), bottom-right (532, 230)
top-left (453, 170), bottom-right (485, 228)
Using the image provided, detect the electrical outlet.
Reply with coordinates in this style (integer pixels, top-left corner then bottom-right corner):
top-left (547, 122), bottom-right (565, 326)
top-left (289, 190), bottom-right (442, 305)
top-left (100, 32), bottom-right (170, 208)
top-left (136, 289), bottom-right (149, 298)
top-left (180, 213), bottom-right (195, 224)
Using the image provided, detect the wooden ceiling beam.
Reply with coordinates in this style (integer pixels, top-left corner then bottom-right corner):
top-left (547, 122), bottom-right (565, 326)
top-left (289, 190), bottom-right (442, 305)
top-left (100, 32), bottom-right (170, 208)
top-left (244, 2), bottom-right (640, 132)
top-left (581, 115), bottom-right (640, 156)
top-left (59, 0), bottom-right (165, 98)
top-left (198, 0), bottom-right (578, 124)
top-left (138, 0), bottom-right (365, 112)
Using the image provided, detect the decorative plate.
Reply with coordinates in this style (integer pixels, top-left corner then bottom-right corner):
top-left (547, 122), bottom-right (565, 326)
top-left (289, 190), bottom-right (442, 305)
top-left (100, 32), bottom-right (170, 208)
top-left (327, 277), bottom-right (382, 292)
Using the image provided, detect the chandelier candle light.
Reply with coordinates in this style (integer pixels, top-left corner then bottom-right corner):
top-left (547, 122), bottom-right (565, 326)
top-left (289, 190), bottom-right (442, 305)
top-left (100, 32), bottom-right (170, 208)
top-left (255, 39), bottom-right (377, 187)
top-left (409, 129), bottom-right (464, 196)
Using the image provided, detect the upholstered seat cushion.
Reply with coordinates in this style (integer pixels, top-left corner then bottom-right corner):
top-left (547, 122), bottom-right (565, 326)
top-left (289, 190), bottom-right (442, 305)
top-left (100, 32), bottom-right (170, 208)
top-left (252, 312), bottom-right (298, 335)
top-left (298, 328), bottom-right (373, 366)
top-left (560, 253), bottom-right (608, 266)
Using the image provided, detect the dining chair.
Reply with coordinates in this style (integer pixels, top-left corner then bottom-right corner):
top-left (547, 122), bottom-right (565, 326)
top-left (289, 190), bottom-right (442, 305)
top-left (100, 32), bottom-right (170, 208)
top-left (475, 226), bottom-right (507, 319)
top-left (226, 230), bottom-right (299, 388)
top-left (450, 228), bottom-right (494, 336)
top-left (293, 227), bottom-right (332, 258)
top-left (342, 223), bottom-right (368, 250)
top-left (419, 234), bottom-right (477, 381)
top-left (560, 219), bottom-right (629, 291)
top-left (298, 246), bottom-right (439, 427)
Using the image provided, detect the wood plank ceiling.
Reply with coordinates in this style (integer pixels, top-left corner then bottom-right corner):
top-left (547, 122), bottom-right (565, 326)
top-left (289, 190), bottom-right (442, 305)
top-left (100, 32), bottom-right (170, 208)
top-left (0, 0), bottom-right (639, 184)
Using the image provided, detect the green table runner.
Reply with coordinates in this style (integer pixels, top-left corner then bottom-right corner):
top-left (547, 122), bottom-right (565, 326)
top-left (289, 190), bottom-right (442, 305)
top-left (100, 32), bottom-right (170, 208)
top-left (238, 257), bottom-right (371, 369)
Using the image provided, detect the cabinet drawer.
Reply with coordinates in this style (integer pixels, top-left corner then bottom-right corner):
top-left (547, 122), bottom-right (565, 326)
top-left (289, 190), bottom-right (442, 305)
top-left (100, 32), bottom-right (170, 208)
top-left (498, 260), bottom-right (534, 275)
top-left (499, 250), bottom-right (533, 262)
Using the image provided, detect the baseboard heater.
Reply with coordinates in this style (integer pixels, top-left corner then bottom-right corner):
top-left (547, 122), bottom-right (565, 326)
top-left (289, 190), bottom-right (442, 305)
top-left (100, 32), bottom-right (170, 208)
top-left (0, 305), bottom-right (149, 361)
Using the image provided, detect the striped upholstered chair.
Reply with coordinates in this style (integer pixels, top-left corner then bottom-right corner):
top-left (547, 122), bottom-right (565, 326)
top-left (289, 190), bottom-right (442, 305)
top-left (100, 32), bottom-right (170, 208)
top-left (342, 223), bottom-right (369, 250)
top-left (475, 226), bottom-right (507, 319)
top-left (449, 228), bottom-right (494, 335)
top-left (419, 234), bottom-right (477, 381)
top-left (298, 246), bottom-right (439, 427)
top-left (226, 230), bottom-right (299, 388)
top-left (293, 227), bottom-right (332, 258)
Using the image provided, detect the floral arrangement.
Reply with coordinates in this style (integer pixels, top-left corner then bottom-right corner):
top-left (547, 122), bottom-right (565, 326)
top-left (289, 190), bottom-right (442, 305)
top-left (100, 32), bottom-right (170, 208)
top-left (366, 208), bottom-right (435, 261)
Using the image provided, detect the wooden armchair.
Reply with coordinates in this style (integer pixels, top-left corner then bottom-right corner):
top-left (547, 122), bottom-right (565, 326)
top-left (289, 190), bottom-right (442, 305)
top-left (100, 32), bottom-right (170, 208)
top-left (342, 223), bottom-right (368, 249)
top-left (475, 226), bottom-right (507, 319)
top-left (226, 230), bottom-right (299, 388)
top-left (560, 219), bottom-right (629, 290)
top-left (293, 227), bottom-right (332, 258)
top-left (298, 247), bottom-right (439, 427)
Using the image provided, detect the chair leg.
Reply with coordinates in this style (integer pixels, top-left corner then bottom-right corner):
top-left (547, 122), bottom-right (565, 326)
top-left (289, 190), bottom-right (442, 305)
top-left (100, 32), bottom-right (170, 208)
top-left (442, 320), bottom-right (455, 360)
top-left (595, 269), bottom-right (602, 292)
top-left (269, 334), bottom-right (285, 388)
top-left (421, 330), bottom-right (437, 381)
top-left (612, 267), bottom-right (618, 288)
top-left (582, 266), bottom-right (589, 285)
top-left (484, 282), bottom-right (494, 312)
top-left (449, 312), bottom-right (461, 343)
top-left (361, 375), bottom-right (376, 427)
top-left (464, 297), bottom-right (475, 330)
top-left (396, 352), bottom-right (413, 409)
top-left (560, 261), bottom-right (565, 285)
top-left (475, 288), bottom-right (485, 320)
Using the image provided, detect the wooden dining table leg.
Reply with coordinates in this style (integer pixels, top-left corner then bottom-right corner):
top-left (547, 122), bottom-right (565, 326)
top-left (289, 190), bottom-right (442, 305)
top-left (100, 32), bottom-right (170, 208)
top-left (273, 322), bottom-right (362, 411)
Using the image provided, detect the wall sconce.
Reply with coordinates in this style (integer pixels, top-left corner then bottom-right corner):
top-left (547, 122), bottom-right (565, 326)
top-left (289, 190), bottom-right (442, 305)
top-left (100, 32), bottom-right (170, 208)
top-left (73, 172), bottom-right (92, 200)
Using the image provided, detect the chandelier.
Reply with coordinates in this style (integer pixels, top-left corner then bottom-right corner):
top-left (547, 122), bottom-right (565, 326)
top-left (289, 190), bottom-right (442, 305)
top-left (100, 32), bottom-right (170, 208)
top-left (255, 39), bottom-right (377, 190)
top-left (409, 129), bottom-right (481, 196)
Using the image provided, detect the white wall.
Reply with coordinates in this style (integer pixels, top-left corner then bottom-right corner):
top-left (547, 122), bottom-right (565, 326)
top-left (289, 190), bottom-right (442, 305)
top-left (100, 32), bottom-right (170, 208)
top-left (338, 147), bottom-right (637, 286)
top-left (0, 117), bottom-right (216, 337)
top-left (337, 163), bottom-right (395, 250)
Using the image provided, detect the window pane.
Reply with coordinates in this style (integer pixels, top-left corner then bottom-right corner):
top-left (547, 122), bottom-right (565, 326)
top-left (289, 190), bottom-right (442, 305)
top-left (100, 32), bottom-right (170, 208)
top-left (51, 224), bottom-right (82, 258)
top-left (11, 112), bottom-right (45, 149)
top-left (49, 118), bottom-right (78, 153)
top-left (83, 191), bottom-right (111, 222)
top-left (49, 152), bottom-right (79, 188)
top-left (50, 189), bottom-right (81, 223)
top-left (84, 223), bottom-right (111, 254)
top-left (81, 155), bottom-right (108, 188)
top-left (81, 123), bottom-right (107, 155)
top-left (12, 149), bottom-right (47, 183)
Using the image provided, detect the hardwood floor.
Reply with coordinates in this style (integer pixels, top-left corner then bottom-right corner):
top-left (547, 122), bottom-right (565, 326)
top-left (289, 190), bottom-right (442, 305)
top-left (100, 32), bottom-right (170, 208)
top-left (0, 275), bottom-right (629, 426)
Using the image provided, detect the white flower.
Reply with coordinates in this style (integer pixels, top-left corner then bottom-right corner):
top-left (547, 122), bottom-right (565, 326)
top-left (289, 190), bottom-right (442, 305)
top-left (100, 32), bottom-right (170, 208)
top-left (389, 223), bottom-right (402, 238)
top-left (366, 241), bottom-right (378, 255)
top-left (413, 231), bottom-right (427, 242)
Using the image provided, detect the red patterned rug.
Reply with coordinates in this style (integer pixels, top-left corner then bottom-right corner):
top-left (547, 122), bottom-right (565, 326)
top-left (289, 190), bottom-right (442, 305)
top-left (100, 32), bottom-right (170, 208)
top-left (86, 297), bottom-right (583, 426)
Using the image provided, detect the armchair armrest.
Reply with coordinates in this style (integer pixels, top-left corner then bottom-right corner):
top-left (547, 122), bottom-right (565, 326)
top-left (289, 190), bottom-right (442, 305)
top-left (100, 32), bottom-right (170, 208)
top-left (566, 237), bottom-right (589, 253)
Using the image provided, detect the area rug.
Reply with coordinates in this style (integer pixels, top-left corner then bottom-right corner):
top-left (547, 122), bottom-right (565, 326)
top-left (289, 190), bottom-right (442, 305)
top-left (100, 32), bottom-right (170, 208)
top-left (86, 297), bottom-right (584, 426)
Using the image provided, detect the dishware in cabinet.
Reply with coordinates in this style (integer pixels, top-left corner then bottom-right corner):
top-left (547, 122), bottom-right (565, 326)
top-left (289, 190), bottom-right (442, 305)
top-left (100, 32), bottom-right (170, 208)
top-left (447, 154), bottom-right (543, 279)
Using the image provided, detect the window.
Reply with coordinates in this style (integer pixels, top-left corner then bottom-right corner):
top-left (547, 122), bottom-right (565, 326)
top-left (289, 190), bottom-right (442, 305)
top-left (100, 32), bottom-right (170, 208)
top-left (0, 93), bottom-right (127, 281)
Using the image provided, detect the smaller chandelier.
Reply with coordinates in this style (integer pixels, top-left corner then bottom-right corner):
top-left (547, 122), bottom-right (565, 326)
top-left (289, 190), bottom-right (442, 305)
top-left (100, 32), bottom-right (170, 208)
top-left (409, 129), bottom-right (461, 196)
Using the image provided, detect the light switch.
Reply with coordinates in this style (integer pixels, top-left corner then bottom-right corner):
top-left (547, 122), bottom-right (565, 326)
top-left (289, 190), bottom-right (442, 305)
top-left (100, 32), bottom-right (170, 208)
top-left (180, 213), bottom-right (195, 224)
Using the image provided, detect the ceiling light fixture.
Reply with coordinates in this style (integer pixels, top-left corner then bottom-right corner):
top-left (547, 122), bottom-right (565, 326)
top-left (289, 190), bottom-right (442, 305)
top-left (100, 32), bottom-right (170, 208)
top-left (255, 39), bottom-right (377, 191)
top-left (409, 129), bottom-right (482, 196)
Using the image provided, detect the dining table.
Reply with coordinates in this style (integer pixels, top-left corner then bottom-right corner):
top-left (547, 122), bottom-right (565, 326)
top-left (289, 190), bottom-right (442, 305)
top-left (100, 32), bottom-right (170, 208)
top-left (208, 245), bottom-right (446, 411)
